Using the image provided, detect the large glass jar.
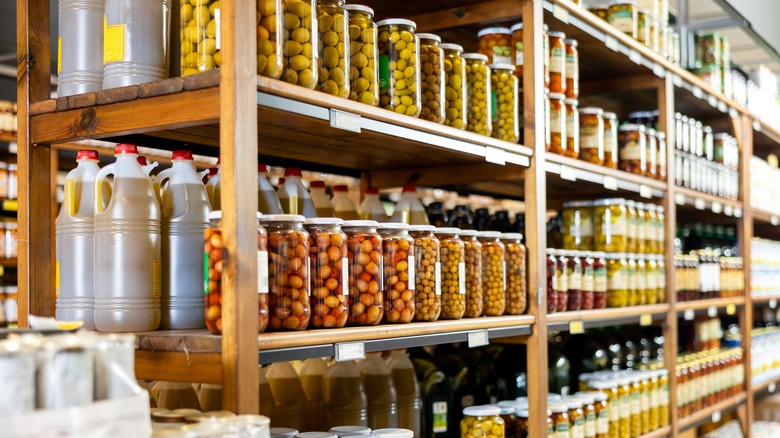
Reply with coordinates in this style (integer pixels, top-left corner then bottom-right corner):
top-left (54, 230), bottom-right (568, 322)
top-left (551, 403), bottom-right (571, 437)
top-left (625, 200), bottom-right (638, 254)
top-left (377, 223), bottom-right (415, 324)
top-left (567, 251), bottom-right (583, 311)
top-left (479, 231), bottom-right (506, 316)
top-left (436, 228), bottom-right (466, 320)
top-left (593, 251), bottom-right (607, 309)
top-left (345, 4), bottom-right (378, 105)
top-left (304, 218), bottom-right (349, 328)
top-left (579, 107), bottom-right (604, 165)
top-left (602, 112), bottom-right (618, 169)
top-left (490, 64), bottom-right (520, 143)
top-left (502, 233), bottom-right (527, 315)
top-left (549, 92), bottom-right (567, 155)
top-left (627, 255), bottom-right (639, 306)
top-left (566, 98), bottom-right (580, 157)
top-left (441, 43), bottom-right (467, 129)
top-left (608, 1), bottom-right (638, 38)
top-left (461, 230), bottom-right (484, 318)
top-left (554, 249), bottom-right (569, 312)
top-left (594, 198), bottom-right (628, 253)
top-left (656, 132), bottom-right (667, 180)
top-left (581, 251), bottom-right (595, 310)
top-left (547, 248), bottom-right (559, 314)
top-left (548, 31), bottom-right (567, 94)
top-left (478, 27), bottom-right (513, 64)
top-left (463, 54), bottom-right (492, 136)
top-left (281, 0), bottom-right (319, 89)
top-left (511, 23), bottom-right (524, 77)
top-left (343, 220), bottom-right (383, 326)
top-left (377, 19), bottom-right (421, 117)
top-left (645, 255), bottom-right (658, 305)
top-left (565, 39), bottom-right (579, 100)
top-left (563, 200), bottom-right (594, 251)
top-left (316, 0), bottom-right (349, 97)
top-left (461, 406), bottom-right (505, 438)
top-left (645, 129), bottom-right (658, 179)
top-left (618, 124), bottom-right (647, 175)
top-left (409, 225), bottom-right (442, 322)
top-left (606, 253), bottom-right (629, 308)
top-left (261, 214), bottom-right (311, 331)
top-left (418, 33), bottom-right (446, 123)
top-left (204, 212), bottom-right (269, 334)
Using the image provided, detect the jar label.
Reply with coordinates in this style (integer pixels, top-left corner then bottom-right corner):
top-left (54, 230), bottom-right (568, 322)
top-left (203, 253), bottom-right (210, 295)
top-left (566, 54), bottom-right (578, 80)
top-left (609, 10), bottom-right (635, 33)
top-left (605, 133), bottom-right (617, 152)
top-left (57, 37), bottom-right (62, 74)
top-left (627, 266), bottom-right (637, 291)
top-left (556, 268), bottom-right (568, 293)
top-left (620, 395), bottom-right (631, 417)
top-left (493, 46), bottom-right (513, 65)
top-left (55, 260), bottom-right (61, 297)
top-left (571, 421), bottom-right (584, 438)
top-left (568, 267), bottom-right (582, 290)
top-left (550, 47), bottom-right (565, 74)
top-left (620, 143), bottom-right (643, 160)
top-left (602, 211), bottom-right (627, 240)
top-left (627, 217), bottom-right (637, 244)
top-left (631, 393), bottom-right (641, 414)
top-left (595, 267), bottom-right (608, 292)
top-left (609, 398), bottom-right (620, 421)
top-left (555, 422), bottom-right (570, 437)
top-left (646, 270), bottom-right (657, 290)
top-left (379, 55), bottom-right (390, 89)
top-left (408, 255), bottom-right (416, 290)
top-left (636, 268), bottom-right (647, 291)
top-left (551, 107), bottom-right (564, 133)
top-left (342, 257), bottom-right (349, 295)
top-left (650, 388), bottom-right (660, 408)
top-left (598, 409), bottom-right (610, 433)
top-left (435, 262), bottom-right (442, 296)
top-left (637, 218), bottom-right (646, 241)
top-left (608, 268), bottom-right (627, 290)
top-left (258, 251), bottom-right (269, 294)
top-left (103, 16), bottom-right (126, 64)
top-left (459, 262), bottom-right (466, 295)
top-left (641, 390), bottom-right (650, 410)
top-left (585, 413), bottom-right (596, 436)
top-left (583, 266), bottom-right (595, 292)
top-left (516, 42), bottom-right (525, 66)
top-left (567, 112), bottom-right (579, 141)
top-left (432, 401), bottom-right (448, 433)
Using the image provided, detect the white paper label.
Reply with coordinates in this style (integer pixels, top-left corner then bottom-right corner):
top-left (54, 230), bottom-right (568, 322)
top-left (435, 262), bottom-right (442, 296)
top-left (468, 330), bottom-right (489, 348)
top-left (694, 198), bottom-right (706, 210)
top-left (640, 185), bottom-right (653, 199)
top-left (561, 165), bottom-right (577, 181)
top-left (330, 109), bottom-right (362, 133)
top-left (485, 146), bottom-right (506, 165)
top-left (708, 306), bottom-right (717, 317)
top-left (257, 250), bottom-right (269, 293)
top-left (408, 255), bottom-right (416, 290)
top-left (214, 8), bottom-right (221, 50)
top-left (342, 257), bottom-right (349, 295)
top-left (711, 202), bottom-right (722, 214)
top-left (684, 309), bottom-right (695, 320)
top-left (335, 342), bottom-right (365, 361)
top-left (459, 262), bottom-right (466, 295)
top-left (553, 4), bottom-right (569, 23)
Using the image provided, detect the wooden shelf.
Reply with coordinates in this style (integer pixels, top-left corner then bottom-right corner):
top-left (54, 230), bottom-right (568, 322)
top-left (751, 117), bottom-right (780, 156)
top-left (0, 132), bottom-right (15, 143)
top-left (673, 187), bottom-right (742, 218)
top-left (0, 257), bottom-right (17, 268)
top-left (675, 297), bottom-right (745, 312)
top-left (639, 426), bottom-right (672, 438)
top-left (752, 373), bottom-right (780, 394)
top-left (677, 393), bottom-right (747, 431)
top-left (750, 296), bottom-right (780, 304)
top-left (547, 304), bottom-right (669, 331)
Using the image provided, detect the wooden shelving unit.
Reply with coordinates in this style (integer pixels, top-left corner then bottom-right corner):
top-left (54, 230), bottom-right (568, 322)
top-left (677, 393), bottom-right (748, 432)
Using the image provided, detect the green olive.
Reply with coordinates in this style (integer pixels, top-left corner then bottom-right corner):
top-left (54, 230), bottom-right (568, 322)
top-left (291, 27), bottom-right (310, 43)
top-left (318, 14), bottom-right (333, 31)
top-left (290, 54), bottom-right (311, 70)
top-left (284, 40), bottom-right (303, 56)
top-left (322, 30), bottom-right (339, 47)
top-left (284, 12), bottom-right (300, 29)
top-left (287, 0), bottom-right (311, 18)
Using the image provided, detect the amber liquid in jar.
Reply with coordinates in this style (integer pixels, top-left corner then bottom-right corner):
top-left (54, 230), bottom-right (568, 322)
top-left (549, 93), bottom-right (568, 156)
top-left (579, 107), bottom-right (605, 165)
top-left (619, 124), bottom-right (647, 175)
top-left (566, 99), bottom-right (580, 157)
top-left (548, 31), bottom-right (567, 94)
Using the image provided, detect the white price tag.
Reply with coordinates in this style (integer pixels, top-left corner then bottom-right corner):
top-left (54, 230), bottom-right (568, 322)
top-left (485, 146), bottom-right (507, 165)
top-left (770, 299), bottom-right (778, 309)
top-left (711, 202), bottom-right (722, 214)
top-left (772, 215), bottom-right (779, 226)
top-left (628, 50), bottom-right (642, 64)
top-left (335, 341), bottom-right (365, 361)
top-left (435, 262), bottom-right (442, 296)
top-left (603, 176), bottom-right (618, 191)
top-left (708, 306), bottom-right (717, 317)
top-left (639, 185), bottom-right (652, 199)
top-left (459, 262), bottom-right (466, 295)
top-left (754, 120), bottom-right (762, 132)
top-left (675, 193), bottom-right (686, 205)
top-left (724, 205), bottom-right (734, 216)
top-left (329, 109), bottom-right (362, 133)
top-left (735, 207), bottom-right (743, 218)
top-left (694, 198), bottom-right (706, 210)
top-left (729, 108), bottom-right (739, 119)
top-left (553, 4), bottom-right (570, 23)
top-left (653, 63), bottom-right (666, 78)
top-left (605, 36), bottom-right (619, 52)
top-left (708, 95), bottom-right (718, 107)
top-left (673, 75), bottom-right (684, 87)
top-left (408, 255), bottom-right (416, 290)
top-left (770, 382), bottom-right (777, 393)
top-left (711, 410), bottom-right (722, 423)
top-left (560, 165), bottom-right (577, 181)
top-left (468, 330), bottom-right (489, 348)
top-left (257, 251), bottom-right (269, 294)
top-left (342, 258), bottom-right (349, 295)
top-left (718, 102), bottom-right (727, 113)
top-left (692, 86), bottom-right (704, 99)
top-left (684, 309), bottom-right (695, 320)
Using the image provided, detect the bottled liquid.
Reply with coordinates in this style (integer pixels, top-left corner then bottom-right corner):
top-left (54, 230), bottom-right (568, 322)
top-left (155, 150), bottom-right (210, 329)
top-left (205, 159), bottom-right (220, 209)
top-left (427, 202), bottom-right (449, 227)
top-left (386, 350), bottom-right (422, 437)
top-left (278, 168), bottom-right (318, 217)
top-left (93, 143), bottom-right (161, 332)
top-left (265, 362), bottom-right (306, 431)
top-left (310, 181), bottom-right (335, 217)
top-left (321, 360), bottom-right (369, 429)
top-left (55, 150), bottom-right (101, 328)
top-left (390, 185), bottom-right (429, 225)
top-left (258, 164), bottom-right (284, 215)
top-left (493, 210), bottom-right (513, 232)
top-left (332, 185), bottom-right (359, 220)
top-left (198, 383), bottom-right (222, 412)
top-left (359, 187), bottom-right (388, 222)
top-left (299, 358), bottom-right (327, 432)
top-left (137, 156), bottom-right (158, 176)
top-left (449, 205), bottom-right (474, 229)
top-left (153, 381), bottom-right (201, 410)
top-left (360, 353), bottom-right (398, 430)
top-left (57, 0), bottom-right (103, 96)
top-left (474, 208), bottom-right (492, 231)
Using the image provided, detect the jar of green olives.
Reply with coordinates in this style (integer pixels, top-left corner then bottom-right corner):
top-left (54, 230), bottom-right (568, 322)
top-left (409, 225), bottom-right (442, 322)
top-left (489, 64), bottom-right (520, 143)
top-left (461, 406), bottom-right (505, 438)
top-left (436, 227), bottom-right (466, 320)
top-left (478, 231), bottom-right (506, 316)
top-left (281, 0), bottom-right (319, 88)
top-left (460, 230), bottom-right (484, 318)
top-left (441, 43), bottom-right (467, 129)
top-left (606, 253), bottom-right (629, 308)
top-left (463, 53), bottom-right (493, 136)
top-left (344, 4), bottom-right (378, 105)
top-left (181, 0), bottom-right (218, 76)
top-left (377, 19), bottom-right (422, 117)
top-left (418, 33), bottom-right (446, 123)
top-left (562, 200), bottom-right (594, 251)
top-left (594, 198), bottom-right (628, 253)
top-left (316, 0), bottom-right (349, 97)
top-left (501, 233), bottom-right (527, 315)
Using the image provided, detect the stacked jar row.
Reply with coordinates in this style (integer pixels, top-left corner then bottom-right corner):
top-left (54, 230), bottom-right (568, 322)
top-left (675, 348), bottom-right (744, 419)
top-left (674, 253), bottom-right (744, 302)
top-left (546, 249), bottom-right (666, 312)
top-left (562, 199), bottom-right (666, 254)
top-left (751, 327), bottom-right (780, 387)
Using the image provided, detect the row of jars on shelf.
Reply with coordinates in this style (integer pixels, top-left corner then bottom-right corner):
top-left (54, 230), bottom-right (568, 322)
top-left (673, 253), bottom-right (744, 302)
top-left (751, 327), bottom-right (780, 386)
top-left (675, 348), bottom-right (744, 419)
top-left (546, 249), bottom-right (667, 313)
top-left (674, 151), bottom-right (740, 200)
top-left (204, 216), bottom-right (529, 334)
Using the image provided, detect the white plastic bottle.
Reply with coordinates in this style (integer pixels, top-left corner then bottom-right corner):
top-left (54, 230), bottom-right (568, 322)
top-left (390, 185), bottom-right (429, 225)
top-left (332, 185), bottom-right (359, 220)
top-left (206, 159), bottom-right (220, 209)
top-left (310, 181), bottom-right (335, 217)
top-left (57, 0), bottom-right (104, 96)
top-left (258, 164), bottom-right (284, 215)
top-left (359, 187), bottom-right (388, 222)
top-left (278, 168), bottom-right (318, 217)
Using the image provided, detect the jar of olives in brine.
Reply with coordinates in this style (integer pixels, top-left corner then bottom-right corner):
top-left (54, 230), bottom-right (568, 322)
top-left (548, 31), bottom-right (567, 94)
top-left (441, 43), bottom-right (467, 129)
top-left (490, 64), bottom-right (520, 143)
top-left (418, 34), bottom-right (446, 123)
top-left (566, 98), bottom-right (579, 156)
top-left (204, 212), bottom-right (269, 334)
top-left (281, 0), bottom-right (319, 88)
top-left (606, 253), bottom-right (629, 308)
top-left (377, 223), bottom-right (415, 324)
top-left (578, 391), bottom-right (609, 438)
top-left (343, 220), bottom-right (384, 326)
top-left (510, 23), bottom-right (524, 77)
top-left (501, 233), bottom-right (527, 315)
top-left (409, 225), bottom-right (442, 322)
top-left (579, 107), bottom-right (605, 165)
top-left (261, 214), bottom-right (312, 331)
top-left (436, 227), bottom-right (466, 320)
top-left (460, 230), bottom-right (484, 318)
top-left (546, 248), bottom-right (559, 314)
top-left (573, 394), bottom-right (597, 438)
top-left (180, 1), bottom-right (223, 76)
top-left (594, 198), bottom-right (628, 253)
top-left (618, 124), bottom-right (647, 175)
top-left (478, 231), bottom-right (506, 316)
top-left (566, 398), bottom-right (586, 438)
top-left (344, 4), bottom-right (378, 105)
top-left (377, 19), bottom-right (421, 117)
top-left (625, 200), bottom-right (638, 254)
top-left (636, 255), bottom-right (650, 306)
top-left (554, 249), bottom-right (569, 312)
top-left (645, 128), bottom-right (658, 179)
top-left (565, 39), bottom-right (579, 99)
top-left (654, 206), bottom-right (665, 255)
top-left (461, 405), bottom-right (505, 438)
top-left (316, 0), bottom-right (349, 97)
top-left (563, 200), bottom-right (594, 251)
top-left (608, 1), bottom-right (638, 38)
top-left (589, 380), bottom-right (619, 438)
top-left (463, 53), bottom-right (493, 136)
top-left (549, 93), bottom-right (567, 155)
top-left (478, 27), bottom-right (513, 65)
top-left (581, 251), bottom-right (595, 311)
top-left (602, 112), bottom-right (618, 169)
top-left (304, 218), bottom-right (349, 329)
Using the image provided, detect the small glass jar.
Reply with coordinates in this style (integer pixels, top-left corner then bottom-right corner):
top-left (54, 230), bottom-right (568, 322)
top-left (654, 206), bottom-right (665, 255)
top-left (578, 392), bottom-right (609, 438)
top-left (463, 53), bottom-right (492, 136)
top-left (627, 255), bottom-right (639, 306)
top-left (262, 214), bottom-right (311, 331)
top-left (517, 408), bottom-right (529, 438)
top-left (643, 204), bottom-right (656, 254)
top-left (316, 0), bottom-right (350, 97)
top-left (343, 220), bottom-right (383, 326)
top-left (574, 394), bottom-right (597, 438)
top-left (418, 33), bottom-right (446, 123)
top-left (625, 200), bottom-right (638, 254)
top-left (565, 98), bottom-right (580, 157)
top-left (436, 228), bottom-right (466, 320)
top-left (461, 230), bottom-right (484, 318)
top-left (581, 251), bottom-right (595, 310)
top-left (617, 378), bottom-right (633, 438)
top-left (635, 256), bottom-right (649, 306)
top-left (461, 406), bottom-right (505, 438)
top-left (565, 39), bottom-right (579, 100)
top-left (543, 25), bottom-right (550, 89)
top-left (511, 23), bottom-right (524, 77)
top-left (477, 27), bottom-right (513, 64)
top-left (478, 231), bottom-right (506, 316)
top-left (618, 124), bottom-right (647, 175)
top-left (645, 128), bottom-right (658, 179)
top-left (602, 112), bottom-right (618, 169)
top-left (563, 200), bottom-right (594, 251)
top-left (567, 398), bottom-right (586, 438)
top-left (656, 255), bottom-right (666, 303)
top-left (544, 92), bottom-right (552, 152)
top-left (634, 202), bottom-right (647, 254)
top-left (554, 249), bottom-right (570, 313)
top-left (501, 233), bottom-right (527, 315)
top-left (378, 223), bottom-right (415, 324)
top-left (490, 64), bottom-right (520, 143)
top-left (551, 403), bottom-right (571, 437)
top-left (280, 0), bottom-right (318, 88)
top-left (589, 380), bottom-right (619, 438)
top-left (656, 132), bottom-right (667, 180)
top-left (579, 107), bottom-right (605, 165)
top-left (592, 251), bottom-right (607, 309)
top-left (608, 1), bottom-right (638, 38)
top-left (645, 255), bottom-right (658, 305)
top-left (549, 92), bottom-right (567, 155)
top-left (546, 248), bottom-right (559, 314)
top-left (637, 9), bottom-right (650, 46)
top-left (441, 43), bottom-right (467, 129)
top-left (345, 4), bottom-right (379, 105)
top-left (304, 218), bottom-right (349, 329)
top-left (658, 369), bottom-right (669, 426)
top-left (606, 253), bottom-right (629, 308)
top-left (594, 198), bottom-right (628, 253)
top-left (377, 19), bottom-right (421, 117)
top-left (567, 251), bottom-right (583, 311)
top-left (647, 370), bottom-right (660, 431)
top-left (548, 31), bottom-right (567, 94)
top-left (409, 225), bottom-right (442, 322)
top-left (498, 405), bottom-right (519, 438)
top-left (638, 373), bottom-right (651, 434)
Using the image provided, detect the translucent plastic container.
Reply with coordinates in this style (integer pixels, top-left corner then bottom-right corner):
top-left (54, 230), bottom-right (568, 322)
top-left (321, 361), bottom-right (369, 429)
top-left (278, 168), bottom-right (318, 217)
top-left (378, 223), bottom-right (415, 324)
top-left (280, 0), bottom-right (319, 89)
top-left (463, 53), bottom-right (492, 136)
top-left (386, 350), bottom-right (421, 436)
top-left (377, 19), bottom-right (421, 117)
top-left (344, 5), bottom-right (378, 105)
top-left (154, 381), bottom-right (201, 411)
top-left (441, 43), bottom-right (467, 129)
top-left (316, 0), bottom-right (350, 97)
top-left (417, 33), bottom-right (446, 123)
top-left (436, 228), bottom-right (466, 320)
top-left (304, 218), bottom-right (348, 329)
top-left (478, 231), bottom-right (506, 316)
top-left (259, 164), bottom-right (284, 215)
top-left (409, 225), bottom-right (442, 322)
top-left (460, 229), bottom-right (484, 318)
top-left (390, 185), bottom-right (429, 225)
top-left (266, 362), bottom-right (306, 431)
top-left (300, 357), bottom-right (327, 432)
top-left (310, 181), bottom-right (336, 217)
top-left (344, 220), bottom-right (384, 326)
top-left (57, 0), bottom-right (103, 96)
top-left (332, 185), bottom-right (359, 220)
top-left (359, 187), bottom-right (388, 222)
top-left (360, 353), bottom-right (399, 430)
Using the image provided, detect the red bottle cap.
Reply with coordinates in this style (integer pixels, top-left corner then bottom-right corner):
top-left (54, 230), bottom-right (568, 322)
top-left (284, 168), bottom-right (302, 177)
top-left (208, 167), bottom-right (218, 176)
top-left (402, 185), bottom-right (417, 193)
top-left (76, 150), bottom-right (99, 161)
top-left (310, 180), bottom-right (326, 188)
top-left (115, 144), bottom-right (138, 155)
top-left (278, 178), bottom-right (286, 185)
top-left (333, 185), bottom-right (348, 192)
top-left (216, 157), bottom-right (220, 165)
top-left (365, 187), bottom-right (379, 195)
top-left (137, 156), bottom-right (148, 166)
top-left (171, 150), bottom-right (193, 161)
top-left (258, 164), bottom-right (268, 173)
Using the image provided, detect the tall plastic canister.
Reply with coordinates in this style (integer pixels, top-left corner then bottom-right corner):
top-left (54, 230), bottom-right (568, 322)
top-left (55, 150), bottom-right (101, 328)
top-left (321, 360), bottom-right (368, 430)
top-left (278, 168), bottom-right (318, 217)
top-left (359, 353), bottom-right (398, 429)
top-left (332, 185), bottom-right (359, 220)
top-left (57, 0), bottom-right (104, 96)
top-left (206, 159), bottom-right (220, 209)
top-left (299, 357), bottom-right (327, 432)
top-left (155, 150), bottom-right (211, 329)
top-left (390, 186), bottom-right (429, 225)
top-left (310, 181), bottom-right (335, 217)
top-left (265, 361), bottom-right (306, 431)
top-left (359, 188), bottom-right (388, 222)
top-left (258, 164), bottom-right (283, 215)
top-left (93, 143), bottom-right (162, 332)
top-left (386, 350), bottom-right (422, 437)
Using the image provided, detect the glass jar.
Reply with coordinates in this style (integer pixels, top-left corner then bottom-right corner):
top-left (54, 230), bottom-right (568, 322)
top-left (656, 132), bottom-right (667, 180)
top-left (204, 212), bottom-right (269, 334)
top-left (377, 19), bottom-right (421, 117)
top-left (637, 374), bottom-right (651, 434)
top-left (409, 225), bottom-right (442, 322)
top-left (316, 0), bottom-right (349, 97)
top-left (655, 369), bottom-right (666, 426)
top-left (617, 378), bottom-right (632, 438)
top-left (479, 231), bottom-right (506, 316)
top-left (554, 249), bottom-right (570, 313)
top-left (501, 233), bottom-right (527, 315)
top-left (565, 39), bottom-right (579, 100)
top-left (567, 251), bottom-right (583, 311)
top-left (343, 220), bottom-right (383, 326)
top-left (567, 398), bottom-right (585, 438)
top-left (304, 218), bottom-right (349, 329)
top-left (602, 112), bottom-right (618, 169)
top-left (579, 107), bottom-right (605, 165)
top-left (647, 370), bottom-right (660, 431)
top-left (618, 124), bottom-right (647, 175)
top-left (345, 4), bottom-right (379, 105)
top-left (645, 255), bottom-right (658, 305)
top-left (517, 408), bottom-right (529, 438)
top-left (581, 252), bottom-right (595, 310)
top-left (589, 4), bottom-right (610, 19)
top-left (594, 198), bottom-right (628, 253)
top-left (281, 0), bottom-right (318, 88)
top-left (589, 380), bottom-right (619, 438)
top-left (261, 214), bottom-right (311, 331)
top-left (634, 202), bottom-right (647, 254)
top-left (627, 255), bottom-right (639, 306)
top-left (543, 25), bottom-right (550, 89)
top-left (441, 43), bottom-right (467, 129)
top-left (548, 31), bottom-right (567, 94)
top-left (478, 27), bottom-right (513, 65)
top-left (549, 92), bottom-right (567, 155)
top-left (418, 33), bottom-right (446, 123)
top-left (578, 392), bottom-right (609, 438)
top-left (461, 406), bottom-right (505, 438)
top-left (638, 256), bottom-right (651, 306)
top-left (547, 248), bottom-right (559, 314)
top-left (563, 200), bottom-right (594, 251)
top-left (490, 64), bottom-right (520, 143)
top-left (377, 223), bottom-right (415, 324)
top-left (463, 53), bottom-right (492, 136)
top-left (574, 394), bottom-right (597, 438)
top-left (645, 129), bottom-right (658, 179)
top-left (608, 1), bottom-right (638, 38)
top-left (498, 405), bottom-right (519, 438)
top-left (551, 403), bottom-right (571, 437)
top-left (436, 228), bottom-right (466, 320)
top-left (544, 91), bottom-right (552, 152)
top-left (637, 9), bottom-right (650, 46)
top-left (625, 200), bottom-right (638, 254)
top-left (654, 206), bottom-right (665, 255)
top-left (656, 255), bottom-right (666, 303)
top-left (511, 23), bottom-right (524, 77)
top-left (566, 98), bottom-right (580, 157)
top-left (593, 251), bottom-right (607, 309)
top-left (606, 253), bottom-right (628, 308)
top-left (461, 230), bottom-right (484, 318)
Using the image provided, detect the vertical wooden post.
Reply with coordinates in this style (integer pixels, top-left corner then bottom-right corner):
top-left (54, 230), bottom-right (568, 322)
top-left (738, 114), bottom-right (754, 438)
top-left (219, 0), bottom-right (259, 414)
top-left (523, 1), bottom-right (548, 437)
top-left (16, 0), bottom-right (54, 325)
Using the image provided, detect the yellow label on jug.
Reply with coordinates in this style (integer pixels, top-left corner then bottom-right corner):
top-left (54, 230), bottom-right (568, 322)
top-left (55, 260), bottom-right (60, 297)
top-left (103, 16), bottom-right (125, 64)
top-left (57, 37), bottom-right (62, 74)
top-left (67, 180), bottom-right (76, 216)
top-left (152, 260), bottom-right (162, 298)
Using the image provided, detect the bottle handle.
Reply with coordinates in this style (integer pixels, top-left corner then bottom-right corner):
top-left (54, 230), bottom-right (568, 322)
top-left (154, 168), bottom-right (174, 206)
top-left (94, 164), bottom-right (116, 214)
top-left (143, 161), bottom-right (159, 176)
top-left (198, 169), bottom-right (210, 183)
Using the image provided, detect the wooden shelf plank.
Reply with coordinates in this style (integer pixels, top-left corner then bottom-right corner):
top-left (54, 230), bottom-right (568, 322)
top-left (752, 373), bottom-right (780, 395)
top-left (638, 425), bottom-right (672, 438)
top-left (675, 297), bottom-right (745, 312)
top-left (547, 304), bottom-right (669, 331)
top-left (677, 393), bottom-right (747, 431)
top-left (0, 257), bottom-right (17, 268)
top-left (751, 295), bottom-right (780, 304)
top-left (673, 187), bottom-right (742, 218)
top-left (0, 132), bottom-right (15, 143)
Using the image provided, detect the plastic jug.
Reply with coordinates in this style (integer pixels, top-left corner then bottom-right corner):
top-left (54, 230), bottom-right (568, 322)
top-left (57, 0), bottom-right (104, 97)
top-left (206, 160), bottom-right (220, 209)
top-left (359, 188), bottom-right (388, 222)
top-left (154, 150), bottom-right (211, 329)
top-left (258, 164), bottom-right (284, 215)
top-left (55, 150), bottom-right (101, 328)
top-left (278, 168), bottom-right (318, 217)
top-left (265, 362), bottom-right (306, 431)
top-left (310, 181), bottom-right (335, 217)
top-left (153, 381), bottom-right (201, 410)
top-left (137, 156), bottom-right (159, 176)
top-left (390, 186), bottom-right (429, 225)
top-left (93, 143), bottom-right (162, 332)
top-left (198, 384), bottom-right (222, 412)
top-left (259, 367), bottom-right (274, 418)
top-left (386, 351), bottom-right (422, 437)
top-left (299, 357), bottom-right (327, 432)
top-left (321, 360), bottom-right (369, 429)
top-left (359, 353), bottom-right (398, 430)
top-left (332, 185), bottom-right (359, 220)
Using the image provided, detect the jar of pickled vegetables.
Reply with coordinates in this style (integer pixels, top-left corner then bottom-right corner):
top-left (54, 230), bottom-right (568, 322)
top-left (315, 0), bottom-right (350, 97)
top-left (656, 131), bottom-right (667, 180)
top-left (566, 398), bottom-right (585, 438)
top-left (461, 406), bottom-right (505, 438)
top-left (261, 214), bottom-right (311, 331)
top-left (617, 378), bottom-right (632, 438)
top-left (281, 0), bottom-right (319, 88)
top-left (409, 225), bottom-right (441, 322)
top-left (551, 403), bottom-right (571, 437)
top-left (479, 231), bottom-right (506, 316)
top-left (343, 220), bottom-right (383, 326)
top-left (461, 230), bottom-right (484, 318)
top-left (345, 4), bottom-right (378, 105)
top-left (549, 92), bottom-right (567, 155)
top-left (593, 251), bottom-right (607, 309)
top-left (590, 380), bottom-right (619, 438)
top-left (565, 39), bottom-right (579, 99)
top-left (378, 223), bottom-right (415, 324)
top-left (377, 19), bottom-right (421, 117)
top-left (441, 43), bottom-right (467, 129)
top-left (436, 228), bottom-right (466, 320)
top-left (581, 251), bottom-right (595, 311)
top-left (547, 248), bottom-right (559, 314)
top-left (648, 370), bottom-right (660, 431)
top-left (544, 91), bottom-right (552, 152)
top-left (543, 25), bottom-right (550, 89)
top-left (606, 253), bottom-right (628, 308)
top-left (501, 233), bottom-right (527, 315)
top-left (625, 200), bottom-right (638, 254)
top-left (574, 394), bottom-right (597, 438)
top-left (602, 112), bottom-right (618, 169)
top-left (204, 211), bottom-right (269, 334)
top-left (645, 128), bottom-right (658, 179)
top-left (580, 107), bottom-right (605, 165)
top-left (567, 251), bottom-right (583, 311)
top-left (608, 1), bottom-right (638, 38)
top-left (578, 391), bottom-right (609, 438)
top-left (566, 98), bottom-right (579, 156)
top-left (554, 249), bottom-right (569, 313)
top-left (463, 53), bottom-right (492, 136)
top-left (634, 202), bottom-right (647, 254)
top-left (548, 31), bottom-right (567, 94)
top-left (628, 375), bottom-right (642, 437)
top-left (490, 64), bottom-right (520, 143)
top-left (645, 255), bottom-right (658, 305)
top-left (510, 23), bottom-right (524, 77)
top-left (478, 27), bottom-right (513, 65)
top-left (655, 255), bottom-right (666, 303)
top-left (639, 256), bottom-right (651, 306)
top-left (497, 405), bottom-right (519, 438)
top-left (639, 373), bottom-right (652, 434)
top-left (594, 198), bottom-right (628, 253)
top-left (626, 254), bottom-right (639, 306)
top-left (658, 369), bottom-right (669, 426)
top-left (563, 200), bottom-right (594, 251)
top-left (418, 33), bottom-right (446, 123)
top-left (618, 124), bottom-right (647, 175)
top-left (304, 218), bottom-right (349, 329)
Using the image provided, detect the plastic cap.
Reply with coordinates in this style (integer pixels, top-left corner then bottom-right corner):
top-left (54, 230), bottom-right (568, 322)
top-left (463, 406), bottom-right (501, 417)
top-left (365, 187), bottom-right (380, 195)
top-left (295, 433), bottom-right (336, 438)
top-left (401, 185), bottom-right (417, 193)
top-left (333, 185), bottom-right (349, 192)
top-left (270, 428), bottom-right (300, 438)
top-left (261, 214), bottom-right (306, 223)
top-left (435, 227), bottom-right (461, 235)
top-left (409, 225), bottom-right (436, 232)
top-left (343, 220), bottom-right (379, 227)
top-left (417, 33), bottom-right (442, 43)
top-left (137, 156), bottom-right (148, 166)
top-left (209, 211), bottom-right (223, 220)
top-left (343, 4), bottom-right (374, 16)
top-left (377, 222), bottom-right (410, 230)
top-left (478, 27), bottom-right (512, 37)
top-left (115, 143), bottom-right (138, 155)
top-left (305, 217), bottom-right (344, 226)
top-left (495, 404), bottom-right (516, 415)
top-left (478, 231), bottom-right (501, 238)
top-left (510, 22), bottom-right (523, 32)
top-left (76, 150), bottom-right (99, 161)
top-left (208, 167), bottom-right (218, 176)
top-left (310, 181), bottom-right (326, 188)
top-left (376, 19), bottom-right (417, 31)
top-left (501, 232), bottom-right (524, 240)
top-left (258, 164), bottom-right (268, 173)
top-left (172, 150), bottom-right (193, 161)
top-left (329, 426), bottom-right (372, 435)
top-left (284, 168), bottom-right (303, 177)
top-left (459, 229), bottom-right (478, 237)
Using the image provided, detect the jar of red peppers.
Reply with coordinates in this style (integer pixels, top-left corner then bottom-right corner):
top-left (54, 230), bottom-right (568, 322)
top-left (592, 251), bottom-right (607, 309)
top-left (479, 231), bottom-right (507, 316)
top-left (602, 112), bottom-right (618, 169)
top-left (548, 30), bottom-right (567, 94)
top-left (436, 227), bottom-right (466, 320)
top-left (261, 214), bottom-right (311, 331)
top-left (554, 249), bottom-right (569, 312)
top-left (501, 233), bottom-right (527, 315)
top-left (304, 218), bottom-right (349, 329)
top-left (343, 220), bottom-right (384, 326)
top-left (567, 251), bottom-right (583, 311)
top-left (547, 248), bottom-right (559, 314)
top-left (581, 251), bottom-right (595, 310)
top-left (378, 222), bottom-right (415, 324)
top-left (460, 230), bottom-right (484, 318)
top-left (409, 225), bottom-right (442, 322)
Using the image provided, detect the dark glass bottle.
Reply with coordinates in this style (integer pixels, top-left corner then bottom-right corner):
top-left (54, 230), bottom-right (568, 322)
top-left (493, 210), bottom-right (512, 232)
top-left (474, 208), bottom-right (492, 231)
top-left (427, 202), bottom-right (449, 227)
top-left (449, 205), bottom-right (474, 229)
